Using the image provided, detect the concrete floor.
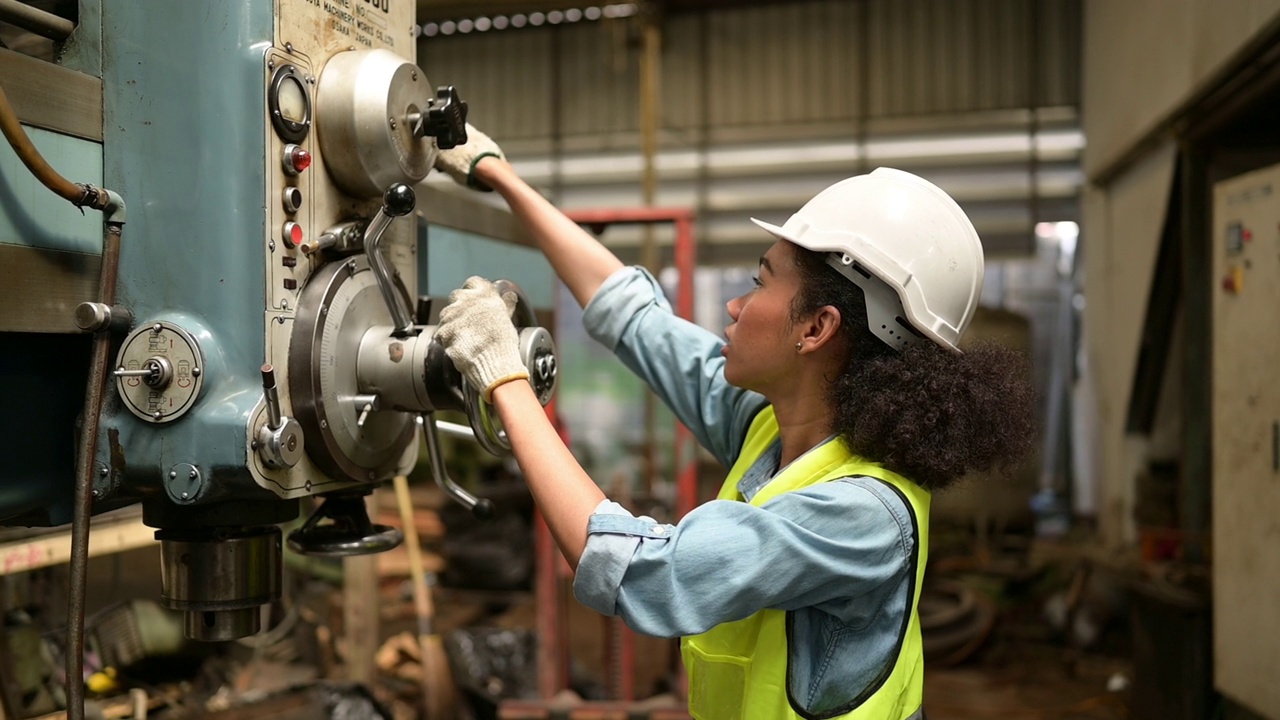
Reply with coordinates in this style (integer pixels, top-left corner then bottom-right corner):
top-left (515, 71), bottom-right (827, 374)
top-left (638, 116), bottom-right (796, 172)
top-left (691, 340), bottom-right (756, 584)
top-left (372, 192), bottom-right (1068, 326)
top-left (923, 651), bottom-right (1130, 719)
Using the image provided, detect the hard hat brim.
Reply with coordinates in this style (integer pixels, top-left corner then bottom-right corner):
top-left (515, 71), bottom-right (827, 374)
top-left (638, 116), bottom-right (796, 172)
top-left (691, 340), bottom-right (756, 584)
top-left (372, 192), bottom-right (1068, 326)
top-left (749, 217), bottom-right (963, 353)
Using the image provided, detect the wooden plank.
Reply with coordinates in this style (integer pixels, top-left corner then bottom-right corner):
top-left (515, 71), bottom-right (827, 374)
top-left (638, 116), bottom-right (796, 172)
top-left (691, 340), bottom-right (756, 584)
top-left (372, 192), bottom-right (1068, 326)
top-left (0, 245), bottom-right (101, 333)
top-left (342, 495), bottom-right (381, 685)
top-left (0, 48), bottom-right (102, 141)
top-left (0, 516), bottom-right (154, 575)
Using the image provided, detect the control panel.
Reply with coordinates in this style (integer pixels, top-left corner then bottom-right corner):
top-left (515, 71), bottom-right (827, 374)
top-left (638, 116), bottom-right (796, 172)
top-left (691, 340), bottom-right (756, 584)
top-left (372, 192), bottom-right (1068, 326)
top-left (1211, 163), bottom-right (1280, 717)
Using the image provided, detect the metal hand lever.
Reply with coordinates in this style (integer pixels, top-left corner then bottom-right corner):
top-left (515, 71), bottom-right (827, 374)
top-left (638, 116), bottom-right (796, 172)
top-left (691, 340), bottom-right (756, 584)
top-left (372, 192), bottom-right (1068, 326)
top-left (262, 365), bottom-right (283, 429)
top-left (114, 357), bottom-right (172, 388)
top-left (435, 419), bottom-right (478, 442)
top-left (257, 364), bottom-right (304, 469)
top-left (363, 184), bottom-right (417, 336)
top-left (301, 220), bottom-right (366, 256)
top-left (421, 413), bottom-right (494, 520)
top-left (113, 368), bottom-right (154, 378)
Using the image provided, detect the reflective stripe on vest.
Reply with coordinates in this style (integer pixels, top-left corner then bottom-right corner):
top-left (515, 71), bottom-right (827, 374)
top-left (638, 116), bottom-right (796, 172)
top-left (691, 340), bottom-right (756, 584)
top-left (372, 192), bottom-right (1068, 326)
top-left (680, 406), bottom-right (931, 720)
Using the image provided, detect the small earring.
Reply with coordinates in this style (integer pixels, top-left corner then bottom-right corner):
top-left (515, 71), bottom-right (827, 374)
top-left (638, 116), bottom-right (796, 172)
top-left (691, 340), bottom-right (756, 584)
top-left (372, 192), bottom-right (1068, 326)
top-left (795, 342), bottom-right (803, 352)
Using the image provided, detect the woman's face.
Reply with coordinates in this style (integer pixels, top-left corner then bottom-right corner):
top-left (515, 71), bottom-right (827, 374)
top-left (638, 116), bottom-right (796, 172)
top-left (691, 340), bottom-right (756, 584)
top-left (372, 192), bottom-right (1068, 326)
top-left (722, 240), bottom-right (804, 392)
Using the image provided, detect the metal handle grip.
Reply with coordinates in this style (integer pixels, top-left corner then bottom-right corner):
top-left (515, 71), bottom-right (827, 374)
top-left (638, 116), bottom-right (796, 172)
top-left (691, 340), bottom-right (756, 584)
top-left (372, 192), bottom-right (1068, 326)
top-left (363, 184), bottom-right (417, 336)
top-left (260, 364), bottom-right (283, 430)
top-left (420, 413), bottom-right (493, 520)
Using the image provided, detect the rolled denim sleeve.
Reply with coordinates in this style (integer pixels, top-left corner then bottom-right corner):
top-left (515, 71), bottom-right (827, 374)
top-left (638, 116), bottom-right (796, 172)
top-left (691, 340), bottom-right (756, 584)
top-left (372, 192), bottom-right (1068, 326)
top-left (582, 267), bottom-right (767, 467)
top-left (572, 477), bottom-right (914, 638)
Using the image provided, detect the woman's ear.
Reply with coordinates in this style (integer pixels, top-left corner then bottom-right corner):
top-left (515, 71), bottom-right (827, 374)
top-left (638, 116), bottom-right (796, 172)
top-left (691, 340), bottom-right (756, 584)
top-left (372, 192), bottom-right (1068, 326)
top-left (798, 306), bottom-right (842, 353)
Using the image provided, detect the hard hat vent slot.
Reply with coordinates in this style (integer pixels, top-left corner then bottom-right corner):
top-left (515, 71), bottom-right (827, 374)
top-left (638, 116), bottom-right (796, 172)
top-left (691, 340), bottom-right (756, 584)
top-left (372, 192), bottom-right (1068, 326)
top-left (895, 316), bottom-right (926, 340)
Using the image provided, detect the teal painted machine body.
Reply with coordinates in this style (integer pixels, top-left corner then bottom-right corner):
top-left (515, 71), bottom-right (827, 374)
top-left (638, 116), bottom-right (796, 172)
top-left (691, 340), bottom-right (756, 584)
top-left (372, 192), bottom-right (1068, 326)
top-left (0, 0), bottom-right (553, 530)
top-left (92, 1), bottom-right (278, 521)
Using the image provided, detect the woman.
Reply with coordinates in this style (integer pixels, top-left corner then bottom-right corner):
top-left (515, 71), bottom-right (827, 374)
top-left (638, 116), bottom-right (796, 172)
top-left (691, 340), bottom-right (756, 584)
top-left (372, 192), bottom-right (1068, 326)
top-left (432, 126), bottom-right (1035, 720)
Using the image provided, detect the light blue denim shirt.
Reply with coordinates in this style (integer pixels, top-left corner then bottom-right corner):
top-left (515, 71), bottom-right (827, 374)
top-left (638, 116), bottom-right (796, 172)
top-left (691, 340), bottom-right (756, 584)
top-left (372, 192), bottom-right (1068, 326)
top-left (573, 267), bottom-right (917, 717)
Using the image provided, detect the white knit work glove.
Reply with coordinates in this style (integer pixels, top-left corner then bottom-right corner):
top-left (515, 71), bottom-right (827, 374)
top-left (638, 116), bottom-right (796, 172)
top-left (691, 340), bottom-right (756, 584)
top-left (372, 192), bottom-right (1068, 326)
top-left (432, 123), bottom-right (505, 191)
top-left (435, 276), bottom-right (529, 402)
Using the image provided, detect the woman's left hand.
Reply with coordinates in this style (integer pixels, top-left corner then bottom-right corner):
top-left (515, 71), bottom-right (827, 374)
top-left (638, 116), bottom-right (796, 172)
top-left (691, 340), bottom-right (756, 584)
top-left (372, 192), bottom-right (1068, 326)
top-left (435, 276), bottom-right (530, 401)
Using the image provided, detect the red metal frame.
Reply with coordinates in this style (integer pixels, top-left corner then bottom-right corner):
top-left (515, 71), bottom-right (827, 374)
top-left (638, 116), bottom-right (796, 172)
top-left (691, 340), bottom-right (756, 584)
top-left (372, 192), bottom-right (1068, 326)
top-left (519, 207), bottom-right (698, 717)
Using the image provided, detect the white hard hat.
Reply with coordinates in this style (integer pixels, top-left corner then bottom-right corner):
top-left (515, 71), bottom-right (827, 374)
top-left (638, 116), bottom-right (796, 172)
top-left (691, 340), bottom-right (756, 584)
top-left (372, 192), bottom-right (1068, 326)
top-left (751, 167), bottom-right (984, 353)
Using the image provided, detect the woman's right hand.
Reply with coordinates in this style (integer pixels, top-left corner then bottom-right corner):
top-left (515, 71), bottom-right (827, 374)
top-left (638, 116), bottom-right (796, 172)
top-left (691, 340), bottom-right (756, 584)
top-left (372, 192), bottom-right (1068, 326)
top-left (435, 276), bottom-right (529, 402)
top-left (433, 123), bottom-right (505, 191)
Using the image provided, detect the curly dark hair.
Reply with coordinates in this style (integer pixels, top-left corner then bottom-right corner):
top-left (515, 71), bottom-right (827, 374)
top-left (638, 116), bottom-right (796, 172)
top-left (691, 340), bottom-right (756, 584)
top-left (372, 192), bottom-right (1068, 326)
top-left (790, 246), bottom-right (1037, 491)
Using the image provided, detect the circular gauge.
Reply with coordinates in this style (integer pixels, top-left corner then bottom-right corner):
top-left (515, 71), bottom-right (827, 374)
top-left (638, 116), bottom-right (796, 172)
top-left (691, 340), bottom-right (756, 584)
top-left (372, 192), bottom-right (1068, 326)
top-left (269, 64), bottom-right (311, 143)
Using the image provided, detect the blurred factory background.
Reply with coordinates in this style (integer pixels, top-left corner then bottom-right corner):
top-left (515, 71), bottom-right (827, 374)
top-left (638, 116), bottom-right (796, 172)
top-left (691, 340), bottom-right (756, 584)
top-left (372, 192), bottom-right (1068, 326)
top-left (0, 0), bottom-right (1278, 718)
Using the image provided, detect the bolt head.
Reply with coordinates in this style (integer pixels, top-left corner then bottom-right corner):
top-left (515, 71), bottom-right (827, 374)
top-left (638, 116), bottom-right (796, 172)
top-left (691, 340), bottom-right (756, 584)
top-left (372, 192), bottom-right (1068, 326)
top-left (153, 411), bottom-right (163, 420)
top-left (99, 466), bottom-right (109, 476)
top-left (305, 480), bottom-right (313, 492)
top-left (269, 240), bottom-right (277, 252)
top-left (152, 323), bottom-right (162, 333)
top-left (180, 492), bottom-right (189, 499)
top-left (192, 367), bottom-right (201, 377)
top-left (169, 471), bottom-right (177, 479)
top-left (189, 469), bottom-right (198, 479)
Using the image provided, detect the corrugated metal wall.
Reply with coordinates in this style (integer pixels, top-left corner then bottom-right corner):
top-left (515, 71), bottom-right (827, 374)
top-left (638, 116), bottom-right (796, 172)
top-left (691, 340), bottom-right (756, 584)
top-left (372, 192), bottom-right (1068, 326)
top-left (421, 0), bottom-right (1081, 142)
top-left (418, 0), bottom-right (1083, 264)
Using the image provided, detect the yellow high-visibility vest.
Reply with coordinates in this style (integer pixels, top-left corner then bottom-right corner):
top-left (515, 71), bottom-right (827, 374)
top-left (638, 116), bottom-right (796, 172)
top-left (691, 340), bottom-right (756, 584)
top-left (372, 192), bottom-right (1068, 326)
top-left (680, 406), bottom-right (930, 719)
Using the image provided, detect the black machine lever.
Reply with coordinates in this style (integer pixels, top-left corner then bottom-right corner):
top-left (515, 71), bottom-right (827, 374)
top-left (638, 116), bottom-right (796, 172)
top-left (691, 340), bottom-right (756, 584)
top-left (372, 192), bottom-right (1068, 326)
top-left (363, 183), bottom-right (418, 337)
top-left (415, 86), bottom-right (468, 149)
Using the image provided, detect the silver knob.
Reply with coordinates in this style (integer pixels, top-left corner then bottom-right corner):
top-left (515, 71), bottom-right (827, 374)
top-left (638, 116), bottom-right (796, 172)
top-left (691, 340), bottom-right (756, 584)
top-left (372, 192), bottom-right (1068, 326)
top-left (76, 302), bottom-right (134, 333)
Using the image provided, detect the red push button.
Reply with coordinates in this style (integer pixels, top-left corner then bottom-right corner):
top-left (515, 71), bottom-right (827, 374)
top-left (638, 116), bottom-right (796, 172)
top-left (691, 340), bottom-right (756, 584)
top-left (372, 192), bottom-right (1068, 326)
top-left (282, 221), bottom-right (303, 249)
